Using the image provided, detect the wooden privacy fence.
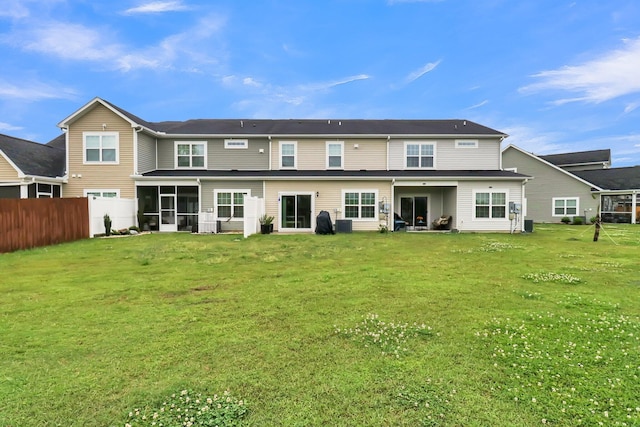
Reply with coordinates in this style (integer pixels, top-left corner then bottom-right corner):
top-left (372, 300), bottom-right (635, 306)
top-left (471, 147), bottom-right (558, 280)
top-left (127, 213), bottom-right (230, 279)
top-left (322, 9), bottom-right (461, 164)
top-left (0, 198), bottom-right (89, 253)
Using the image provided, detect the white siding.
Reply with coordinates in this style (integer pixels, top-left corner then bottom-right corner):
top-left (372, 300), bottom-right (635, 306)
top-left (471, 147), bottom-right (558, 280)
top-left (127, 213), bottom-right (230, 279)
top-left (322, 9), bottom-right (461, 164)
top-left (456, 180), bottom-right (523, 232)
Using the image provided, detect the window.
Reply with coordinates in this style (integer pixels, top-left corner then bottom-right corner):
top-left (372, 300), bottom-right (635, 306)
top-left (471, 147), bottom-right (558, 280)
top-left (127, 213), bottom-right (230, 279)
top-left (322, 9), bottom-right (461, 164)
top-left (406, 142), bottom-right (435, 168)
top-left (553, 197), bottom-right (579, 216)
top-left (215, 190), bottom-right (249, 219)
top-left (84, 132), bottom-right (118, 164)
top-left (280, 141), bottom-right (297, 168)
top-left (326, 141), bottom-right (344, 169)
top-left (455, 140), bottom-right (478, 148)
top-left (474, 191), bottom-right (507, 219)
top-left (84, 189), bottom-right (119, 198)
top-left (343, 190), bottom-right (377, 220)
top-left (224, 139), bottom-right (248, 149)
top-left (175, 142), bottom-right (206, 168)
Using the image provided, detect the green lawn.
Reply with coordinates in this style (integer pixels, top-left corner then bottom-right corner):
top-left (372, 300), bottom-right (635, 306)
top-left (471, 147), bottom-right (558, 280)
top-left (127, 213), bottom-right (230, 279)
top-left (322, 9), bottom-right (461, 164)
top-left (1, 225), bottom-right (639, 426)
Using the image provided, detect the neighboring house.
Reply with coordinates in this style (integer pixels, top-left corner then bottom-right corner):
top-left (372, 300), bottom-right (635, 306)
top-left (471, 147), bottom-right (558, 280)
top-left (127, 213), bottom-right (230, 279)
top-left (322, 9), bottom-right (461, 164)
top-left (502, 145), bottom-right (640, 224)
top-left (539, 149), bottom-right (611, 171)
top-left (52, 97), bottom-right (528, 232)
top-left (0, 133), bottom-right (65, 198)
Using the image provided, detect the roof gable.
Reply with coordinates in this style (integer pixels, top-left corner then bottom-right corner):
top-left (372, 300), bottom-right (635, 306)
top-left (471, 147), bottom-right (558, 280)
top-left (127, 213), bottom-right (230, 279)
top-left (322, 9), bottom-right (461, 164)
top-left (502, 144), bottom-right (603, 190)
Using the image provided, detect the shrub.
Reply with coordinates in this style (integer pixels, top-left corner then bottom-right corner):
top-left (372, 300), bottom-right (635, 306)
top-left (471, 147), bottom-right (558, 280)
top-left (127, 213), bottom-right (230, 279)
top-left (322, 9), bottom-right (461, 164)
top-left (572, 216), bottom-right (584, 225)
top-left (560, 216), bottom-right (571, 224)
top-left (590, 216), bottom-right (599, 224)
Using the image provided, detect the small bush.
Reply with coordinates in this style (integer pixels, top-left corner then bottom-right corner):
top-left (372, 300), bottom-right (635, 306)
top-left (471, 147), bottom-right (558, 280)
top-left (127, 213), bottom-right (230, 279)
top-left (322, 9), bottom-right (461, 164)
top-left (590, 216), bottom-right (599, 224)
top-left (560, 216), bottom-right (571, 224)
top-left (572, 216), bottom-right (584, 225)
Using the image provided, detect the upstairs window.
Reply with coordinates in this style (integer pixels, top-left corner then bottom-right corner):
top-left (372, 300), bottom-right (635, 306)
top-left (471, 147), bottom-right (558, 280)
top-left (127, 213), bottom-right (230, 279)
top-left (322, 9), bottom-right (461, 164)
top-left (474, 191), bottom-right (507, 219)
top-left (84, 132), bottom-right (118, 164)
top-left (176, 141), bottom-right (206, 168)
top-left (406, 142), bottom-right (435, 168)
top-left (326, 141), bottom-right (344, 169)
top-left (280, 141), bottom-right (297, 169)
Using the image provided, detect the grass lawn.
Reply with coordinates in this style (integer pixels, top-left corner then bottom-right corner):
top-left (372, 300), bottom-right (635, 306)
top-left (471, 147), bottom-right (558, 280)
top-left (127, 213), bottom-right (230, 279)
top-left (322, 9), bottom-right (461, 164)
top-left (1, 224), bottom-right (639, 426)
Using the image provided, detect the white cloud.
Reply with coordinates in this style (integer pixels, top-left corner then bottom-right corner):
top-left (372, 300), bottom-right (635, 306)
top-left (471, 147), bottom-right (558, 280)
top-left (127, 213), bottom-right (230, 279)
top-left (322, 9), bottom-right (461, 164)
top-left (6, 21), bottom-right (122, 62)
top-left (2, 13), bottom-right (226, 72)
top-left (521, 37), bottom-right (640, 104)
top-left (123, 1), bottom-right (191, 15)
top-left (0, 122), bottom-right (23, 131)
top-left (465, 100), bottom-right (489, 110)
top-left (501, 125), bottom-right (565, 155)
top-left (405, 60), bottom-right (441, 84)
top-left (0, 79), bottom-right (76, 101)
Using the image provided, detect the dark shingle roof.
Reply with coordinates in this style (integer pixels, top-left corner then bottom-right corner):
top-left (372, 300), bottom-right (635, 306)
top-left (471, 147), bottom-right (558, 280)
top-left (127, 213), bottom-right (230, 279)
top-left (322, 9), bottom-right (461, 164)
top-left (97, 99), bottom-right (506, 137)
top-left (0, 133), bottom-right (65, 177)
top-left (145, 119), bottom-right (505, 137)
top-left (46, 134), bottom-right (66, 149)
top-left (573, 166), bottom-right (640, 191)
top-left (540, 149), bottom-right (611, 167)
top-left (142, 169), bottom-right (528, 179)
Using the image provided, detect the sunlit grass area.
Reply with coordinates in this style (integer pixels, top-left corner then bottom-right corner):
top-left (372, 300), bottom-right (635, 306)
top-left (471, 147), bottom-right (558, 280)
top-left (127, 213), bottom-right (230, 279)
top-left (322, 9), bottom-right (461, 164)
top-left (1, 224), bottom-right (639, 426)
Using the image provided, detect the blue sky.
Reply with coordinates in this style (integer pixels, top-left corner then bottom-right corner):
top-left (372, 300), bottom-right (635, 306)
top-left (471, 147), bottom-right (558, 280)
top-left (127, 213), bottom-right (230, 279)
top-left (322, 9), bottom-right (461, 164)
top-left (1, 0), bottom-right (640, 166)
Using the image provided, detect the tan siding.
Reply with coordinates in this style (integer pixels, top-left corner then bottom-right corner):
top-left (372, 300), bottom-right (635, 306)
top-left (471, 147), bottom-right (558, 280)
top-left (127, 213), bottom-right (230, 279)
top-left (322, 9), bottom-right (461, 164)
top-left (389, 138), bottom-right (501, 170)
top-left (66, 104), bottom-right (136, 198)
top-left (265, 179), bottom-right (392, 231)
top-left (272, 138), bottom-right (387, 170)
top-left (344, 139), bottom-right (387, 170)
top-left (0, 155), bottom-right (19, 179)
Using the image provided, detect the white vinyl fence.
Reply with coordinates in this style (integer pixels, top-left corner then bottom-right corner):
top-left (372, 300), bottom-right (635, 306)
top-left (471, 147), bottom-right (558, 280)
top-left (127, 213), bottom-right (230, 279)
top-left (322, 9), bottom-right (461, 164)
top-left (88, 197), bottom-right (137, 237)
top-left (244, 196), bottom-right (264, 238)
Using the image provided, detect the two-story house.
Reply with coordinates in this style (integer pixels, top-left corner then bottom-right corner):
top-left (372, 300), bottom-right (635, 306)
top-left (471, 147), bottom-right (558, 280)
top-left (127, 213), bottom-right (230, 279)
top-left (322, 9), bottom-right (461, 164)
top-left (53, 97), bottom-right (529, 233)
top-left (502, 144), bottom-right (640, 224)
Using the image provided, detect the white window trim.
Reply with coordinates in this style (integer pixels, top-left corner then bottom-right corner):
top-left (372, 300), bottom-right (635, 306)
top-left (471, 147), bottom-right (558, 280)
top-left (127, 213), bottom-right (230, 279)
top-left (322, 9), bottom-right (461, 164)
top-left (214, 189), bottom-right (251, 220)
top-left (472, 189), bottom-right (509, 220)
top-left (455, 139), bottom-right (478, 148)
top-left (224, 139), bottom-right (248, 149)
top-left (404, 141), bottom-right (436, 169)
top-left (279, 141), bottom-right (297, 169)
top-left (175, 141), bottom-right (207, 169)
top-left (552, 197), bottom-right (579, 217)
top-left (83, 132), bottom-right (119, 164)
top-left (341, 189), bottom-right (378, 221)
top-left (84, 189), bottom-right (120, 198)
top-left (326, 141), bottom-right (344, 169)
top-left (36, 183), bottom-right (53, 198)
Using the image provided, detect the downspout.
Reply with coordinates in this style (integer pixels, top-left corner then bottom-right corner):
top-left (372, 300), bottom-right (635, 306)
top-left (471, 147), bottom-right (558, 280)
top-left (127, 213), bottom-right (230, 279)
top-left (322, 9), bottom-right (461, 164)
top-left (386, 136), bottom-right (390, 171)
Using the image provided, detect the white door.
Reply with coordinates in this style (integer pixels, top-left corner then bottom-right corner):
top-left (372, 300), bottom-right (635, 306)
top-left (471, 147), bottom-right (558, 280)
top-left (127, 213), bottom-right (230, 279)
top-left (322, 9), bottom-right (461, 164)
top-left (160, 194), bottom-right (177, 232)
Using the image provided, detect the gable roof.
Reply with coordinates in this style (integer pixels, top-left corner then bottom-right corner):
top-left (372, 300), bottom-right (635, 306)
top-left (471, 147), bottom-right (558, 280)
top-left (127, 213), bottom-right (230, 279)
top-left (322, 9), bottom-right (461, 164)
top-left (61, 97), bottom-right (507, 138)
top-left (573, 166), bottom-right (640, 191)
top-left (0, 133), bottom-right (65, 178)
top-left (502, 144), bottom-right (603, 190)
top-left (539, 149), bottom-right (611, 168)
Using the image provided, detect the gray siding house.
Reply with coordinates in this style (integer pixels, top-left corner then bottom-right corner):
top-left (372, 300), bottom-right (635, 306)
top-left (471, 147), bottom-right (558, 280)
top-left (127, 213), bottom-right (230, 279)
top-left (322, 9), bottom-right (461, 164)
top-left (502, 144), bottom-right (640, 224)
